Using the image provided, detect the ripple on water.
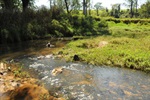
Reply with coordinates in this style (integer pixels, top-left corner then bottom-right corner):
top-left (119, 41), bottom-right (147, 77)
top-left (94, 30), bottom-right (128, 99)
top-left (92, 67), bottom-right (150, 100)
top-left (19, 55), bottom-right (150, 100)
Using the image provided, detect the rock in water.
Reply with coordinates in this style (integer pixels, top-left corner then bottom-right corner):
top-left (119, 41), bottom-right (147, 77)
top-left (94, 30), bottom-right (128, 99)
top-left (73, 55), bottom-right (80, 61)
top-left (51, 67), bottom-right (63, 76)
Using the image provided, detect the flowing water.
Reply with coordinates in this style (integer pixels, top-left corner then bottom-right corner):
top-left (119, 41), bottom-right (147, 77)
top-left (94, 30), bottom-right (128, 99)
top-left (0, 40), bottom-right (150, 100)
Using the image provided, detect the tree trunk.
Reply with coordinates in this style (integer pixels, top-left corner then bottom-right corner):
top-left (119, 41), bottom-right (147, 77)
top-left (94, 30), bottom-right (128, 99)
top-left (130, 0), bottom-right (134, 18)
top-left (85, 1), bottom-right (87, 15)
top-left (89, 5), bottom-right (91, 15)
top-left (22, 0), bottom-right (29, 12)
top-left (89, 0), bottom-right (91, 15)
top-left (83, 0), bottom-right (86, 15)
top-left (136, 0), bottom-right (138, 13)
top-left (64, 0), bottom-right (69, 14)
top-left (96, 9), bottom-right (99, 16)
top-left (135, 0), bottom-right (138, 17)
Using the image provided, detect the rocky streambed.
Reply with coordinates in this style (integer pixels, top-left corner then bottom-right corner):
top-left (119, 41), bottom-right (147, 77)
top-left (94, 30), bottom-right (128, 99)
top-left (15, 54), bottom-right (150, 100)
top-left (0, 61), bottom-right (65, 100)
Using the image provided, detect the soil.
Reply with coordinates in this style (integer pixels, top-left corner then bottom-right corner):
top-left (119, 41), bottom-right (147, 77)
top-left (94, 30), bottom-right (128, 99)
top-left (0, 62), bottom-right (65, 100)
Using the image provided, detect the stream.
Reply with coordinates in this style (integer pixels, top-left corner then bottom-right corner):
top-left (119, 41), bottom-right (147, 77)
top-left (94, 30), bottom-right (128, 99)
top-left (0, 39), bottom-right (150, 100)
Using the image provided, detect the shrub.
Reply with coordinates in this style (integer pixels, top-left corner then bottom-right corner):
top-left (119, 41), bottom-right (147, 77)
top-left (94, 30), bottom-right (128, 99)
top-left (98, 20), bottom-right (108, 27)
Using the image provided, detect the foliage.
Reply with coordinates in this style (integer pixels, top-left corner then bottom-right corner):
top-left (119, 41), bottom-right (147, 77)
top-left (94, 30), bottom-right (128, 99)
top-left (139, 1), bottom-right (150, 18)
top-left (104, 17), bottom-right (150, 24)
top-left (70, 15), bottom-right (109, 36)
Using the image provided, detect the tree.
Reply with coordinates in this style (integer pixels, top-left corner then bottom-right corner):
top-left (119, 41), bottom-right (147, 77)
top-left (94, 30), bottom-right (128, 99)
top-left (129, 0), bottom-right (134, 18)
top-left (94, 2), bottom-right (102, 16)
top-left (64, 0), bottom-right (81, 14)
top-left (64, 0), bottom-right (69, 13)
top-left (21, 0), bottom-right (29, 12)
top-left (0, 0), bottom-right (34, 12)
top-left (139, 1), bottom-right (150, 18)
top-left (124, 0), bottom-right (134, 18)
top-left (21, 0), bottom-right (34, 12)
top-left (2, 0), bottom-right (14, 10)
top-left (82, 0), bottom-right (91, 15)
top-left (83, 0), bottom-right (87, 15)
top-left (111, 4), bottom-right (121, 18)
top-left (135, 0), bottom-right (138, 14)
top-left (124, 0), bottom-right (140, 17)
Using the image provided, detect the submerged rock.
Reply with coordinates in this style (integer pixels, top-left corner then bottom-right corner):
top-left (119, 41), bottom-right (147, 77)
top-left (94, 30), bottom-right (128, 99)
top-left (51, 67), bottom-right (64, 76)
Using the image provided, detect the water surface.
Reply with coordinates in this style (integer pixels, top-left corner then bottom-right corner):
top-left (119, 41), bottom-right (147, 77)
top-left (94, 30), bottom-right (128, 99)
top-left (19, 55), bottom-right (150, 100)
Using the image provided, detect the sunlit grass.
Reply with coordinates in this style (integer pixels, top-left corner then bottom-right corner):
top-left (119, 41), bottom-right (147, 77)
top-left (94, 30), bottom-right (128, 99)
top-left (59, 23), bottom-right (150, 72)
top-left (108, 21), bottom-right (150, 38)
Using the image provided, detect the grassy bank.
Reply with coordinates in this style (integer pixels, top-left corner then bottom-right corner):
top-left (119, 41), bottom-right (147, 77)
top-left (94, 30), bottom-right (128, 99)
top-left (58, 22), bottom-right (150, 72)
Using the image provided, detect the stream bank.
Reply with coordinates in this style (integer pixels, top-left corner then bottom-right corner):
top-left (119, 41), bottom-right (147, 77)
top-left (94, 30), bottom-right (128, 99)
top-left (0, 62), bottom-right (65, 100)
top-left (0, 39), bottom-right (70, 100)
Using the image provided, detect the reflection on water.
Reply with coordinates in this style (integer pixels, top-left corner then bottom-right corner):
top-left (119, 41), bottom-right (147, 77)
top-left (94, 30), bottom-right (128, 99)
top-left (0, 39), bottom-right (68, 60)
top-left (18, 55), bottom-right (150, 100)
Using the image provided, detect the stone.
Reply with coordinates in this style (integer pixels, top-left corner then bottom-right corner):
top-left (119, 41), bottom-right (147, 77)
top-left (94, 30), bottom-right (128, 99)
top-left (73, 55), bottom-right (80, 61)
top-left (11, 82), bottom-right (18, 87)
top-left (51, 67), bottom-right (64, 76)
top-left (7, 67), bottom-right (11, 72)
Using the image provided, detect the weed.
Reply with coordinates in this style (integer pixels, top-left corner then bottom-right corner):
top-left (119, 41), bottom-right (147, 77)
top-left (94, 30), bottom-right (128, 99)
top-left (13, 66), bottom-right (30, 78)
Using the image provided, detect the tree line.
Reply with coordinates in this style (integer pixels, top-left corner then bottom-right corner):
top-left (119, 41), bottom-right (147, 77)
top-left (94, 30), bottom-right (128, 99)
top-left (0, 0), bottom-right (149, 44)
top-left (0, 0), bottom-right (149, 17)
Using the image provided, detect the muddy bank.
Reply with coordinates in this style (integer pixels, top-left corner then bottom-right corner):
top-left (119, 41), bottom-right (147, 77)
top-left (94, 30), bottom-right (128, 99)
top-left (0, 62), bottom-right (65, 100)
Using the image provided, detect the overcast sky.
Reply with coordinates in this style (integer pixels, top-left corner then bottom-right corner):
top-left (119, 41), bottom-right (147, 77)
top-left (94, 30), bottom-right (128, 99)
top-left (35, 0), bottom-right (147, 9)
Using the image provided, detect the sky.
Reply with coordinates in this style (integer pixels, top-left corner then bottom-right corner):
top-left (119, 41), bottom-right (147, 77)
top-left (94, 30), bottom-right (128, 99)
top-left (35, 0), bottom-right (147, 9)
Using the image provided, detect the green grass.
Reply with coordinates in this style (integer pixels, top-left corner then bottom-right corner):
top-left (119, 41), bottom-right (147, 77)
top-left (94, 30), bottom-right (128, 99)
top-left (108, 21), bottom-right (150, 38)
top-left (58, 22), bottom-right (150, 72)
top-left (13, 65), bottom-right (30, 78)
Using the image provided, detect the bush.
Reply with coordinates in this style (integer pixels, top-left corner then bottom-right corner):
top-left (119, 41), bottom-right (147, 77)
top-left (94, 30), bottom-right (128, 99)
top-left (105, 17), bottom-right (150, 24)
top-left (98, 20), bottom-right (108, 27)
top-left (70, 15), bottom-right (109, 36)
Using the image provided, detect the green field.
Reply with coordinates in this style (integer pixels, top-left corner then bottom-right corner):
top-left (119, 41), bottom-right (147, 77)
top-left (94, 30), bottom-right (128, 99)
top-left (58, 21), bottom-right (150, 72)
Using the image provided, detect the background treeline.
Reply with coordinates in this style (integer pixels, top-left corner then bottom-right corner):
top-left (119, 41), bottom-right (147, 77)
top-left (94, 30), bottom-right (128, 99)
top-left (0, 0), bottom-right (150, 44)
